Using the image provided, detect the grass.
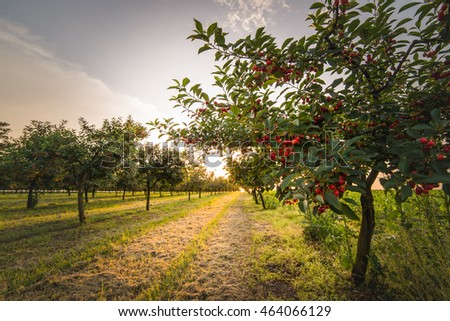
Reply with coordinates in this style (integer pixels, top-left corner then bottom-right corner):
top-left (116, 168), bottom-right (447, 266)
top-left (138, 193), bottom-right (241, 300)
top-left (251, 190), bottom-right (449, 300)
top-left (1, 189), bottom-right (448, 300)
top-left (246, 197), bottom-right (353, 300)
top-left (0, 191), bottom-right (233, 299)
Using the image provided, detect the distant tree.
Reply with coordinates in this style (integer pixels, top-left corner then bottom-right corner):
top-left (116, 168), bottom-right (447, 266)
top-left (8, 121), bottom-right (71, 208)
top-left (139, 143), bottom-right (184, 210)
top-left (59, 117), bottom-right (134, 223)
top-left (0, 122), bottom-right (11, 153)
top-left (0, 122), bottom-right (12, 192)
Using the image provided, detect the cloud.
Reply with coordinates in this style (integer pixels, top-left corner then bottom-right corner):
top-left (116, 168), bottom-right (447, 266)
top-left (0, 17), bottom-right (162, 136)
top-left (215, 0), bottom-right (290, 33)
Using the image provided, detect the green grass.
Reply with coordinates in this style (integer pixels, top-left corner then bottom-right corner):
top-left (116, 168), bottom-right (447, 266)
top-left (247, 190), bottom-right (449, 300)
top-left (246, 198), bottom-right (352, 300)
top-left (0, 191), bottom-right (232, 299)
top-left (1, 190), bottom-right (448, 300)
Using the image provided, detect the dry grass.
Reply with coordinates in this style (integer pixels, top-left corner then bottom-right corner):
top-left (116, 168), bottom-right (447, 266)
top-left (6, 193), bottom-right (240, 300)
top-left (1, 192), bottom-right (236, 300)
top-left (166, 193), bottom-right (255, 301)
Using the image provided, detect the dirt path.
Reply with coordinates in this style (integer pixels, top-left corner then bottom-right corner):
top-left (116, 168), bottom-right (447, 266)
top-left (14, 193), bottom-right (240, 300)
top-left (171, 193), bottom-right (256, 300)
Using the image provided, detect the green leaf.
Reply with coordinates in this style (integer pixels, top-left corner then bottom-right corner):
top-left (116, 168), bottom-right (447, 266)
top-left (194, 19), bottom-right (203, 32)
top-left (395, 18), bottom-right (412, 28)
top-left (342, 197), bottom-right (358, 206)
top-left (299, 200), bottom-right (308, 213)
top-left (198, 45), bottom-right (211, 54)
top-left (398, 158), bottom-right (409, 175)
top-left (347, 18), bottom-right (360, 33)
top-left (207, 23), bottom-right (217, 37)
top-left (346, 185), bottom-right (366, 193)
top-left (430, 108), bottom-right (440, 123)
top-left (281, 37), bottom-right (294, 50)
top-left (182, 77), bottom-right (190, 87)
top-left (400, 184), bottom-right (412, 201)
top-left (358, 3), bottom-right (375, 13)
top-left (230, 105), bottom-right (239, 116)
top-left (315, 194), bottom-right (324, 204)
top-left (341, 203), bottom-right (359, 221)
top-left (399, 2), bottom-right (420, 13)
top-left (329, 77), bottom-right (343, 89)
top-left (281, 173), bottom-right (297, 191)
top-left (411, 124), bottom-right (434, 130)
top-left (310, 2), bottom-right (325, 10)
top-left (255, 27), bottom-right (265, 39)
top-left (324, 190), bottom-right (341, 210)
top-left (381, 179), bottom-right (399, 190)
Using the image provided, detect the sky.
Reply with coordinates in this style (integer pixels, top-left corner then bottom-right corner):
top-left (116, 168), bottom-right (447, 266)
top-left (0, 0), bottom-right (316, 137)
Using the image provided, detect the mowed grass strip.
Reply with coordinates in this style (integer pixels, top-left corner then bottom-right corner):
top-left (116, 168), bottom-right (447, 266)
top-left (136, 193), bottom-right (241, 301)
top-left (0, 192), bottom-right (233, 300)
top-left (0, 192), bottom-right (190, 270)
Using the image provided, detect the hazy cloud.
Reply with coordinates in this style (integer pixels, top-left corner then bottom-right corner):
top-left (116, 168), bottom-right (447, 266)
top-left (0, 17), bottom-right (161, 136)
top-left (215, 0), bottom-right (290, 32)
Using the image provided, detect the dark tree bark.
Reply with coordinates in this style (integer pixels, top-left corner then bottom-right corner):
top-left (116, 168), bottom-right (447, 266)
top-left (188, 190), bottom-right (191, 201)
top-left (258, 191), bottom-right (266, 209)
top-left (199, 188), bottom-right (202, 199)
top-left (84, 188), bottom-right (89, 203)
top-left (252, 189), bottom-right (259, 204)
top-left (26, 185), bottom-right (34, 209)
top-left (122, 186), bottom-right (127, 201)
top-left (145, 177), bottom-right (157, 211)
top-left (26, 182), bottom-right (38, 209)
top-left (352, 169), bottom-right (379, 285)
top-left (77, 189), bottom-right (86, 224)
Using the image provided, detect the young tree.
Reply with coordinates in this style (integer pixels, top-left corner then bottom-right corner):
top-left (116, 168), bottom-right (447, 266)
top-left (150, 0), bottom-right (450, 284)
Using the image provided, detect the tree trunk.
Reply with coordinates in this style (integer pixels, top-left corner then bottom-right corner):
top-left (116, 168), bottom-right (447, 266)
top-left (199, 188), bottom-right (202, 199)
top-left (77, 189), bottom-right (86, 224)
top-left (27, 185), bottom-right (34, 209)
top-left (259, 191), bottom-right (266, 209)
top-left (188, 190), bottom-right (191, 201)
top-left (92, 188), bottom-right (96, 198)
top-left (352, 170), bottom-right (379, 285)
top-left (146, 179), bottom-right (151, 211)
top-left (252, 189), bottom-right (259, 204)
top-left (122, 186), bottom-right (127, 201)
top-left (115, 190), bottom-right (119, 197)
top-left (159, 187), bottom-right (163, 197)
top-left (67, 189), bottom-right (71, 197)
top-left (84, 188), bottom-right (89, 203)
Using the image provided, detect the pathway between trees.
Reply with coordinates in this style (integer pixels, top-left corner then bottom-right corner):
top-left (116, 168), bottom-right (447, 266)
top-left (14, 192), bottom-right (256, 300)
top-left (169, 192), bottom-right (255, 300)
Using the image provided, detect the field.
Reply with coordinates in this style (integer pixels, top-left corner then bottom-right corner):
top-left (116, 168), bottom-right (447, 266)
top-left (0, 190), bottom-right (449, 301)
